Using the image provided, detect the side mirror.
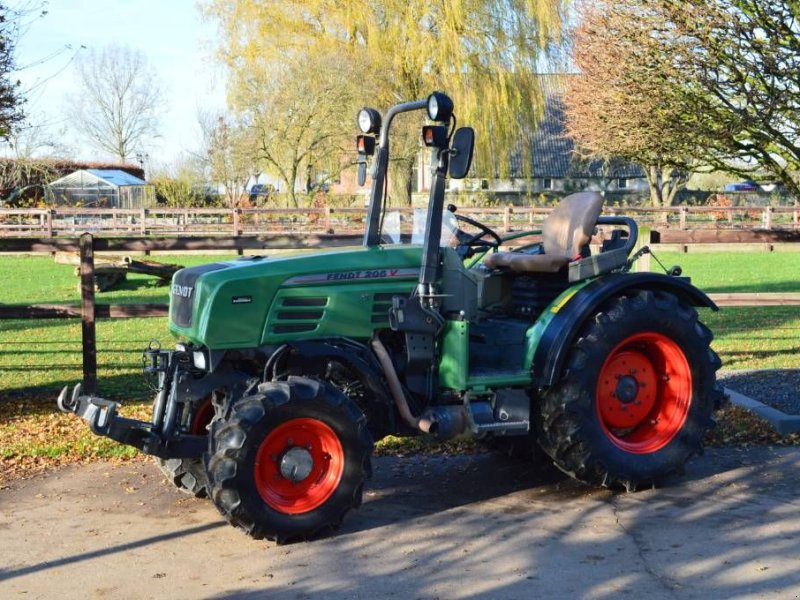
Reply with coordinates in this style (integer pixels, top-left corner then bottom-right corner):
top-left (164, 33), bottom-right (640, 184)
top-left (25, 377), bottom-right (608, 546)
top-left (448, 127), bottom-right (474, 179)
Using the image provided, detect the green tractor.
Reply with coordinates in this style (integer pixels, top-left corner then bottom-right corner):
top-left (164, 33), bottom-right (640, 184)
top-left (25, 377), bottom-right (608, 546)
top-left (59, 93), bottom-right (723, 542)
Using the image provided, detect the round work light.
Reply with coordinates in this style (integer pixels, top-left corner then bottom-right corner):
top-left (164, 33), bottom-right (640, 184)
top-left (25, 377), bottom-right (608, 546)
top-left (357, 108), bottom-right (382, 134)
top-left (426, 92), bottom-right (454, 122)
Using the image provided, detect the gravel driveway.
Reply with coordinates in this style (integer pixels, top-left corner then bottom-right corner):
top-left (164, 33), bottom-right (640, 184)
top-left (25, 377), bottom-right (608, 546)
top-left (3, 448), bottom-right (800, 599)
top-left (720, 369), bottom-right (800, 414)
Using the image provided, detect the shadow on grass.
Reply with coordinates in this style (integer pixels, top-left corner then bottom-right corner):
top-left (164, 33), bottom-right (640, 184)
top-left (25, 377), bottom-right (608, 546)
top-left (0, 348), bottom-right (137, 357)
top-left (1, 371), bottom-right (155, 411)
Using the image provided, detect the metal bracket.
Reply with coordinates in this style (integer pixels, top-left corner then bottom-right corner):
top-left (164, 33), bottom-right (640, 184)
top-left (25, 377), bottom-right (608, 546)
top-left (57, 384), bottom-right (206, 459)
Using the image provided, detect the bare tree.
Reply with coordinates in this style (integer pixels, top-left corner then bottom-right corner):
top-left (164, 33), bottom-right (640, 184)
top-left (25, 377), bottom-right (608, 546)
top-left (67, 45), bottom-right (162, 161)
top-left (0, 1), bottom-right (30, 138)
top-left (197, 111), bottom-right (253, 208)
top-left (3, 112), bottom-right (70, 159)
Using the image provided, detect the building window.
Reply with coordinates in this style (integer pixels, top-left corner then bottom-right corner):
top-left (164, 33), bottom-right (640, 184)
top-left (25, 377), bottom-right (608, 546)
top-left (618, 178), bottom-right (628, 189)
top-left (543, 178), bottom-right (553, 190)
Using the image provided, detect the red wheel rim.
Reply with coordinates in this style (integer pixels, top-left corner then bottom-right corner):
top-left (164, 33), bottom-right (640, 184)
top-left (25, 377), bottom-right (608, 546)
top-left (254, 418), bottom-right (344, 514)
top-left (190, 398), bottom-right (214, 435)
top-left (596, 332), bottom-right (692, 454)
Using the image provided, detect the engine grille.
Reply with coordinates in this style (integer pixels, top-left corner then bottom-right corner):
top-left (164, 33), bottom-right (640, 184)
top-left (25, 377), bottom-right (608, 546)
top-left (371, 292), bottom-right (396, 325)
top-left (269, 296), bottom-right (328, 335)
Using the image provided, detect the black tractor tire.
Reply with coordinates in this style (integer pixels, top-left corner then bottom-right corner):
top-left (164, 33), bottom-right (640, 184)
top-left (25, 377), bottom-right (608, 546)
top-left (155, 457), bottom-right (208, 497)
top-left (155, 396), bottom-right (215, 498)
top-left (206, 376), bottom-right (373, 543)
top-left (536, 290), bottom-right (723, 491)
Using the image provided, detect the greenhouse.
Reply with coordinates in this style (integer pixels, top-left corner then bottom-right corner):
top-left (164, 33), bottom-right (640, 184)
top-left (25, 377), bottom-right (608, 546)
top-left (47, 169), bottom-right (155, 208)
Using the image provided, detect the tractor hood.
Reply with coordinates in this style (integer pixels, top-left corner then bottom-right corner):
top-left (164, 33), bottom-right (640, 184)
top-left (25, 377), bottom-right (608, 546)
top-left (169, 245), bottom-right (423, 349)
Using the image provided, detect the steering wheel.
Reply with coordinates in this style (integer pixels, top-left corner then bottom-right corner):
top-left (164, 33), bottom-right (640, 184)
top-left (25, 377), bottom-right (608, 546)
top-left (448, 207), bottom-right (502, 255)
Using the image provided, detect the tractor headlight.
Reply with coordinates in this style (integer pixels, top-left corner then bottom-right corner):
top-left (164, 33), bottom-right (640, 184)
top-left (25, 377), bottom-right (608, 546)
top-left (427, 92), bottom-right (454, 123)
top-left (192, 350), bottom-right (208, 371)
top-left (357, 108), bottom-right (381, 134)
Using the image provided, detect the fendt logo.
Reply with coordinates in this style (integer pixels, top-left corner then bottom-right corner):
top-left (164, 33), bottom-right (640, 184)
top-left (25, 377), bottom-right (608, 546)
top-left (172, 284), bottom-right (194, 299)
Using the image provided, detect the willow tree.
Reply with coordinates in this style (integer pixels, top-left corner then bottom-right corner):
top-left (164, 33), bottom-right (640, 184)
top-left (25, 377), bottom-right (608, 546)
top-left (205, 0), bottom-right (567, 204)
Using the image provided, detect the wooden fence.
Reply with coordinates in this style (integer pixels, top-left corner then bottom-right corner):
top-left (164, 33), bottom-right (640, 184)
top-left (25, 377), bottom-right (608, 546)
top-left (2, 204), bottom-right (799, 237)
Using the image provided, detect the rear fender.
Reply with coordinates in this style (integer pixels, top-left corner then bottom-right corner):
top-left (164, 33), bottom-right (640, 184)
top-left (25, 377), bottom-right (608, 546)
top-left (528, 273), bottom-right (717, 389)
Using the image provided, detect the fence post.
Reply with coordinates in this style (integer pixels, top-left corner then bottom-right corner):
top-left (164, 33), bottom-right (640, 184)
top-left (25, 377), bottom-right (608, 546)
top-left (79, 233), bottom-right (97, 394)
top-left (46, 209), bottom-right (54, 237)
top-left (504, 206), bottom-right (512, 231)
top-left (139, 208), bottom-right (148, 235)
top-left (764, 206), bottom-right (773, 229)
top-left (324, 206), bottom-right (332, 233)
top-left (679, 207), bottom-right (687, 230)
top-left (233, 208), bottom-right (241, 236)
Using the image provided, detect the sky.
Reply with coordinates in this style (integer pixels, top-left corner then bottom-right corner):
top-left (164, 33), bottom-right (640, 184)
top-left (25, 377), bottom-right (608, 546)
top-left (11, 0), bottom-right (228, 169)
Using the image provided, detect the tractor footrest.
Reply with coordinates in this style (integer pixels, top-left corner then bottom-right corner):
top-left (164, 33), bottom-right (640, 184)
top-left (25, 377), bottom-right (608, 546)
top-left (56, 384), bottom-right (206, 459)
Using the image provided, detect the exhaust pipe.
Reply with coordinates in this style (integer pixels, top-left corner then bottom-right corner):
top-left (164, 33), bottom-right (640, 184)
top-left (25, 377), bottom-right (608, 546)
top-left (370, 336), bottom-right (428, 431)
top-left (370, 336), bottom-right (468, 439)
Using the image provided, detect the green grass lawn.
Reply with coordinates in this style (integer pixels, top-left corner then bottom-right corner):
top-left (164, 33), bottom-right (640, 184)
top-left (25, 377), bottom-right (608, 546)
top-left (0, 317), bottom-right (169, 399)
top-left (648, 252), bottom-right (800, 370)
top-left (1, 251), bottom-right (798, 389)
top-left (652, 251), bottom-right (800, 294)
top-left (702, 307), bottom-right (800, 370)
top-left (0, 254), bottom-right (238, 305)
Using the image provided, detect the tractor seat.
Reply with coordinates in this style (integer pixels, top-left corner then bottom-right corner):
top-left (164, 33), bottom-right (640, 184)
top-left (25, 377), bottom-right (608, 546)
top-left (483, 192), bottom-right (604, 274)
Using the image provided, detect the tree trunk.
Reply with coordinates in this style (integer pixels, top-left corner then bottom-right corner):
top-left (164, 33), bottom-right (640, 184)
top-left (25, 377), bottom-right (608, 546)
top-left (647, 165), bottom-right (663, 207)
top-left (288, 163), bottom-right (299, 208)
top-left (390, 157), bottom-right (415, 207)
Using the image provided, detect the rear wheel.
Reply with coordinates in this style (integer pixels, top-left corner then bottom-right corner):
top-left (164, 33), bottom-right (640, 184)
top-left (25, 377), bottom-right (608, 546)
top-left (536, 290), bottom-right (723, 490)
top-left (206, 377), bottom-right (373, 542)
top-left (155, 397), bottom-right (214, 497)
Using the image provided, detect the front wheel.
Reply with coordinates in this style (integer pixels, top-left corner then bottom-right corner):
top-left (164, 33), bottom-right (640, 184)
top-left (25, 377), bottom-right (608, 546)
top-left (155, 396), bottom-right (214, 497)
top-left (536, 290), bottom-right (723, 491)
top-left (206, 377), bottom-right (373, 542)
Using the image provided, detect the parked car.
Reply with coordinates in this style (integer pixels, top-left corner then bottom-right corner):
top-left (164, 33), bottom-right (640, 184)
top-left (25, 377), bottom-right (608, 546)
top-left (249, 183), bottom-right (275, 203)
top-left (724, 180), bottom-right (760, 192)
